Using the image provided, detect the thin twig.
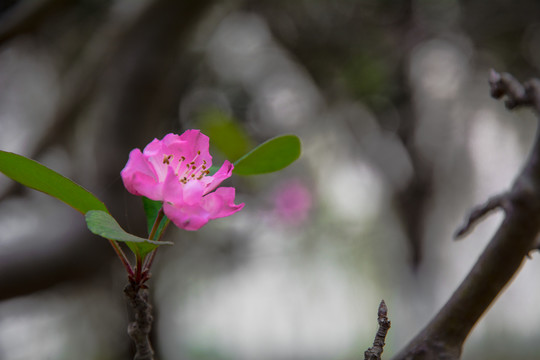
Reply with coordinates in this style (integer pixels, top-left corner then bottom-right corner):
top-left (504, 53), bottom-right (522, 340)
top-left (454, 193), bottom-right (508, 239)
top-left (365, 300), bottom-right (391, 360)
top-left (142, 208), bottom-right (170, 281)
top-left (489, 69), bottom-right (540, 111)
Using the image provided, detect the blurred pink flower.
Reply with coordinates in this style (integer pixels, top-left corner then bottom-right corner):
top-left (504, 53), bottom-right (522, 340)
top-left (273, 179), bottom-right (312, 225)
top-left (121, 130), bottom-right (244, 230)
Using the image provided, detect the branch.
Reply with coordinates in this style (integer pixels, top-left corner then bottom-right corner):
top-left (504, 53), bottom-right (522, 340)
top-left (365, 300), bottom-right (391, 360)
top-left (392, 71), bottom-right (540, 359)
top-left (124, 283), bottom-right (154, 360)
top-left (454, 193), bottom-right (509, 238)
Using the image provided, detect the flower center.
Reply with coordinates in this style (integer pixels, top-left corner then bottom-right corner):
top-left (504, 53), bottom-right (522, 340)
top-left (162, 151), bottom-right (210, 184)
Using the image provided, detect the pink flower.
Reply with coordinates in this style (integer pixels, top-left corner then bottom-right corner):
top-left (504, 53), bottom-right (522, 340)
top-left (121, 130), bottom-right (244, 230)
top-left (272, 179), bottom-right (312, 225)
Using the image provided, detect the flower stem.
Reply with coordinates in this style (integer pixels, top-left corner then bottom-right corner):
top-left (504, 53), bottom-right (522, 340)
top-left (134, 252), bottom-right (144, 284)
top-left (142, 207), bottom-right (170, 277)
top-left (108, 239), bottom-right (134, 278)
top-left (148, 208), bottom-right (165, 241)
top-left (142, 225), bottom-right (170, 274)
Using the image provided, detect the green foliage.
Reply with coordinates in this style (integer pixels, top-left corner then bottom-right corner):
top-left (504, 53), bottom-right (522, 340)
top-left (85, 210), bottom-right (172, 258)
top-left (0, 150), bottom-right (108, 214)
top-left (142, 196), bottom-right (169, 238)
top-left (199, 109), bottom-right (254, 162)
top-left (0, 150), bottom-right (170, 260)
top-left (233, 134), bottom-right (301, 175)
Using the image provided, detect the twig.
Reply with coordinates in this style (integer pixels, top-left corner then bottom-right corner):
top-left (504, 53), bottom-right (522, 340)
top-left (124, 283), bottom-right (154, 360)
top-left (489, 69), bottom-right (540, 111)
top-left (454, 193), bottom-right (509, 239)
top-left (365, 300), bottom-right (391, 360)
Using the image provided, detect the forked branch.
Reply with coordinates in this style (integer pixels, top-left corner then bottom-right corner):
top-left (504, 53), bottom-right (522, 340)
top-left (392, 70), bottom-right (540, 360)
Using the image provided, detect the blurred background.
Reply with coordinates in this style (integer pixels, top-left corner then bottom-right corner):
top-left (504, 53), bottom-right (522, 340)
top-left (1, 0), bottom-right (540, 359)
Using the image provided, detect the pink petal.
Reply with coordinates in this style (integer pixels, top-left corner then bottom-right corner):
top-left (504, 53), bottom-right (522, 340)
top-left (144, 137), bottom-right (176, 182)
top-left (182, 180), bottom-right (204, 205)
top-left (178, 130), bottom-right (212, 167)
top-left (121, 148), bottom-right (163, 200)
top-left (162, 167), bottom-right (184, 204)
top-left (163, 201), bottom-right (210, 231)
top-left (161, 133), bottom-right (184, 148)
top-left (202, 160), bottom-right (234, 194)
top-left (142, 138), bottom-right (163, 155)
top-left (202, 187), bottom-right (244, 219)
top-left (129, 173), bottom-right (164, 200)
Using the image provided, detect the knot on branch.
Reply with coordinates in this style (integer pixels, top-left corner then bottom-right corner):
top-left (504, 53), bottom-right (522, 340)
top-left (489, 69), bottom-right (540, 111)
top-left (364, 300), bottom-right (391, 360)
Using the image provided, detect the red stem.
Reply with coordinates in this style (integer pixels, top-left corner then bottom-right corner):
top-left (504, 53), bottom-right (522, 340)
top-left (148, 208), bottom-right (165, 241)
top-left (142, 208), bottom-right (170, 277)
top-left (108, 239), bottom-right (134, 278)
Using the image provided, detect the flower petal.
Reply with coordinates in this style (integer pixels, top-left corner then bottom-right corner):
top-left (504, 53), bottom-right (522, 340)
top-left (178, 130), bottom-right (212, 168)
top-left (202, 160), bottom-right (234, 194)
top-left (163, 201), bottom-right (210, 231)
top-left (121, 148), bottom-right (163, 200)
top-left (162, 167), bottom-right (184, 203)
top-left (144, 137), bottom-right (178, 182)
top-left (183, 180), bottom-right (204, 205)
top-left (163, 189), bottom-right (210, 231)
top-left (202, 187), bottom-right (244, 219)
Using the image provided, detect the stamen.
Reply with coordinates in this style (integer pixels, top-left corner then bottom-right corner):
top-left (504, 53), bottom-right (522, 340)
top-left (175, 149), bottom-right (210, 184)
top-left (163, 154), bottom-right (173, 165)
top-left (173, 156), bottom-right (186, 174)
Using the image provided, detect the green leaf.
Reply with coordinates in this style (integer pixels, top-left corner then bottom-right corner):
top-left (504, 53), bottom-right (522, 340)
top-left (233, 135), bottom-right (301, 175)
top-left (0, 150), bottom-right (107, 214)
top-left (85, 210), bottom-right (172, 258)
top-left (199, 109), bottom-right (254, 161)
top-left (142, 197), bottom-right (168, 237)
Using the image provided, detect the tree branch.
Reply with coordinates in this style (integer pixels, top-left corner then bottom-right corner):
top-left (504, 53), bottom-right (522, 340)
top-left (392, 71), bottom-right (540, 359)
top-left (124, 283), bottom-right (154, 360)
top-left (365, 300), bottom-right (391, 360)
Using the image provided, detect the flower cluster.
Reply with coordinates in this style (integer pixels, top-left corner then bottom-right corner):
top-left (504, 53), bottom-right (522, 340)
top-left (121, 130), bottom-right (244, 230)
